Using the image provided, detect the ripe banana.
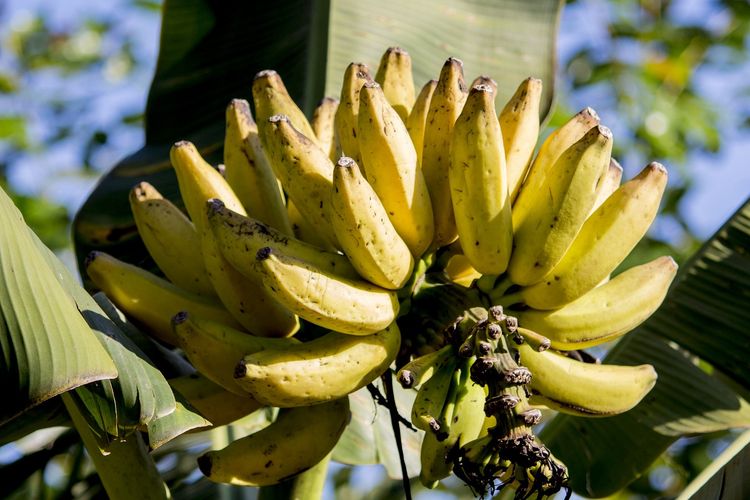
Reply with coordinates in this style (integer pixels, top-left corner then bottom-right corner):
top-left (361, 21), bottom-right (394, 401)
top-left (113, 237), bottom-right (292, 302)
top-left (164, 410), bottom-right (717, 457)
top-left (411, 355), bottom-right (458, 434)
top-left (259, 114), bottom-right (339, 249)
top-left (252, 69), bottom-right (318, 144)
top-left (444, 254), bottom-right (482, 288)
top-left (516, 256), bottom-right (677, 350)
top-left (421, 57), bottom-right (468, 249)
top-left (234, 322), bottom-right (400, 406)
top-left (449, 84), bottom-right (513, 275)
top-left (397, 344), bottom-right (454, 389)
top-left (224, 99), bottom-right (292, 234)
top-left (172, 311), bottom-right (298, 396)
top-left (207, 198), bottom-right (359, 280)
top-left (374, 46), bottom-right (415, 122)
top-left (470, 75), bottom-right (497, 96)
top-left (357, 81), bottom-right (434, 257)
top-left (198, 397), bottom-right (350, 486)
top-left (499, 77), bottom-right (543, 201)
top-left (129, 181), bottom-right (214, 295)
top-left (330, 157), bottom-right (414, 289)
top-left (508, 125), bottom-right (613, 286)
top-left (169, 373), bottom-right (262, 427)
top-left (517, 343), bottom-right (657, 416)
top-left (85, 251), bottom-right (240, 345)
top-left (518, 162), bottom-right (669, 309)
top-left (312, 96), bottom-right (339, 161)
top-left (406, 79), bottom-right (437, 167)
top-left (512, 107), bottom-right (600, 232)
top-left (254, 247), bottom-right (399, 335)
top-left (170, 141), bottom-right (299, 337)
top-left (590, 157), bottom-right (623, 215)
top-left (334, 62), bottom-right (372, 164)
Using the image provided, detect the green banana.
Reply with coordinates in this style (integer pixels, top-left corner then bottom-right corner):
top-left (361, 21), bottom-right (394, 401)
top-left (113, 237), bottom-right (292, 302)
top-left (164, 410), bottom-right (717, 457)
top-left (411, 355), bottom-right (458, 434)
top-left (330, 156), bottom-right (414, 289)
top-left (169, 373), bottom-right (262, 427)
top-left (198, 398), bottom-right (350, 486)
top-left (397, 344), bottom-right (454, 389)
top-left (374, 46), bottom-right (415, 122)
top-left (254, 247), bottom-right (399, 335)
top-left (234, 322), bottom-right (400, 407)
top-left (449, 84), bottom-right (513, 275)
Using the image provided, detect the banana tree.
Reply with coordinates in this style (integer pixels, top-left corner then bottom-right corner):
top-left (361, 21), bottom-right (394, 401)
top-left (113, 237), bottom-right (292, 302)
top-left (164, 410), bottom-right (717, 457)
top-left (1, 0), bottom-right (749, 498)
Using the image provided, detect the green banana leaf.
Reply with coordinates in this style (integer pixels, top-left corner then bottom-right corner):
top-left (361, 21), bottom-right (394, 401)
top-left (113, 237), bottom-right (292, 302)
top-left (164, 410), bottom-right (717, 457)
top-left (541, 197), bottom-right (750, 498)
top-left (72, 0), bottom-right (562, 284)
top-left (0, 186), bottom-right (118, 426)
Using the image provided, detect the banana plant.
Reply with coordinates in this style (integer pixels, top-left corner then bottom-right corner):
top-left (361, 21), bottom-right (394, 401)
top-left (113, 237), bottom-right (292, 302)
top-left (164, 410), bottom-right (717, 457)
top-left (0, 0), bottom-right (749, 498)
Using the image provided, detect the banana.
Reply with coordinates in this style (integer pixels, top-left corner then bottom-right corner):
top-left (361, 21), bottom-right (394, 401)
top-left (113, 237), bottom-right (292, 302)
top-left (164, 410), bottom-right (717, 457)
top-left (169, 373), bottom-right (262, 427)
top-left (259, 114), bottom-right (339, 249)
top-left (85, 251), bottom-right (240, 345)
top-left (444, 253), bottom-right (482, 288)
top-left (224, 99), bottom-right (292, 234)
top-left (128, 182), bottom-right (214, 295)
top-left (234, 322), bottom-right (400, 406)
top-left (254, 247), bottom-right (399, 335)
top-left (252, 69), bottom-right (318, 144)
top-left (411, 355), bottom-right (458, 434)
top-left (590, 157), bottom-right (623, 215)
top-left (517, 162), bottom-right (669, 309)
top-left (374, 46), bottom-right (415, 122)
top-left (334, 62), bottom-right (372, 164)
top-left (357, 82), bottom-right (434, 257)
top-left (330, 157), bottom-right (414, 289)
top-left (397, 344), bottom-right (454, 388)
top-left (470, 75), bottom-right (497, 96)
top-left (421, 57), bottom-right (468, 249)
top-left (286, 197), bottom-right (331, 248)
top-left (311, 96), bottom-right (339, 161)
top-left (499, 78), bottom-right (543, 201)
top-left (516, 256), bottom-right (677, 350)
top-left (406, 79), bottom-right (437, 167)
top-left (172, 311), bottom-right (298, 396)
top-left (198, 397), bottom-right (350, 486)
top-left (420, 357), bottom-right (486, 488)
top-left (512, 107), bottom-right (600, 232)
top-left (170, 141), bottom-right (299, 337)
top-left (207, 198), bottom-right (359, 280)
top-left (449, 84), bottom-right (513, 275)
top-left (508, 125), bottom-right (613, 286)
top-left (517, 343), bottom-right (657, 416)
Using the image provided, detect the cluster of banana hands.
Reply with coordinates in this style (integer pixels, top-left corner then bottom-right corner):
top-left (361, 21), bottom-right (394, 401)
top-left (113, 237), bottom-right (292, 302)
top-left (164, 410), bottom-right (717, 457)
top-left (84, 46), bottom-right (676, 498)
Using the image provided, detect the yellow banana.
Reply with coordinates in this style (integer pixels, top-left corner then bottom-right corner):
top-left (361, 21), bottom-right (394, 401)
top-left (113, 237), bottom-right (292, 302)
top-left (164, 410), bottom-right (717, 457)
top-left (129, 182), bottom-right (214, 295)
top-left (397, 344), bottom-right (454, 388)
top-left (374, 46), bottom-right (415, 122)
top-left (590, 157), bottom-right (623, 215)
top-left (198, 398), bottom-right (350, 486)
top-left (512, 107), bottom-right (600, 232)
top-left (254, 247), bottom-right (399, 335)
top-left (170, 141), bottom-right (299, 337)
top-left (169, 373), bottom-right (262, 427)
top-left (516, 256), bottom-right (678, 350)
top-left (357, 81), bottom-right (434, 257)
top-left (508, 125), bottom-right (613, 286)
top-left (286, 197), bottom-right (332, 248)
top-left (421, 57), bottom-right (468, 249)
top-left (259, 114), bottom-right (339, 249)
top-left (444, 254), bottom-right (482, 288)
top-left (406, 79), bottom-right (437, 167)
top-left (234, 323), bottom-right (400, 407)
top-left (517, 162), bottom-right (669, 309)
top-left (331, 157), bottom-right (414, 289)
top-left (499, 78), bottom-right (543, 201)
top-left (311, 96), bottom-right (339, 161)
top-left (252, 69), bottom-right (317, 144)
top-left (172, 312), bottom-right (298, 396)
top-left (85, 251), bottom-right (240, 345)
top-left (518, 343), bottom-right (657, 416)
top-left (207, 198), bottom-right (359, 279)
top-left (224, 99), bottom-right (292, 234)
top-left (411, 355), bottom-right (457, 434)
top-left (470, 75), bottom-right (497, 95)
top-left (449, 84), bottom-right (513, 275)
top-left (334, 62), bottom-right (372, 164)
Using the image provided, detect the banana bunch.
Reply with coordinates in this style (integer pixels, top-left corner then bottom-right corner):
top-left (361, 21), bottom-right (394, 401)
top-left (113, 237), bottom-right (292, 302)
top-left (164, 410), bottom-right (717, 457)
top-left (83, 45), bottom-right (676, 495)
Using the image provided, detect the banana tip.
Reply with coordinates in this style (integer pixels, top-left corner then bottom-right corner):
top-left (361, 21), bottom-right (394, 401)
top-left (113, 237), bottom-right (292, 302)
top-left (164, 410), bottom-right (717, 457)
top-left (234, 361), bottom-right (247, 378)
top-left (396, 371), bottom-right (414, 388)
top-left (268, 114), bottom-right (289, 124)
top-left (647, 161), bottom-right (667, 175)
top-left (84, 251), bottom-right (100, 268)
top-left (256, 246), bottom-right (273, 261)
top-left (254, 69), bottom-right (277, 80)
top-left (196, 454), bottom-right (212, 477)
top-left (336, 156), bottom-right (357, 169)
top-left (172, 311), bottom-right (189, 326)
top-left (206, 198), bottom-right (225, 215)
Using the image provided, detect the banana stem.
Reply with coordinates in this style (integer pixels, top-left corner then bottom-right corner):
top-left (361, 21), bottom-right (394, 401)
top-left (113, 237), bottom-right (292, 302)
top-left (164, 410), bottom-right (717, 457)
top-left (62, 393), bottom-right (170, 500)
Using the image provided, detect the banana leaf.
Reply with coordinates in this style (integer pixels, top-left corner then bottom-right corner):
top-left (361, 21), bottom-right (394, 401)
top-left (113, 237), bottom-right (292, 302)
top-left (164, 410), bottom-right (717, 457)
top-left (542, 198), bottom-right (750, 497)
top-left (72, 0), bottom-right (562, 285)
